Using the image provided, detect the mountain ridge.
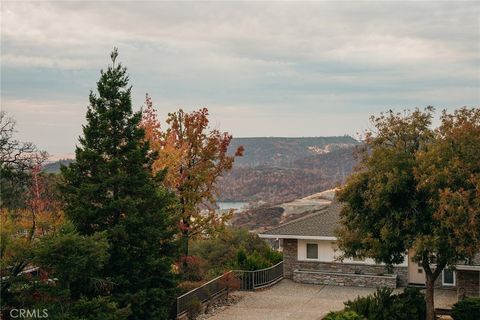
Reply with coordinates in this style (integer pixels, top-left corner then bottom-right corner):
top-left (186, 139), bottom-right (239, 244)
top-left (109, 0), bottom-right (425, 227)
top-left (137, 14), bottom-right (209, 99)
top-left (43, 136), bottom-right (360, 203)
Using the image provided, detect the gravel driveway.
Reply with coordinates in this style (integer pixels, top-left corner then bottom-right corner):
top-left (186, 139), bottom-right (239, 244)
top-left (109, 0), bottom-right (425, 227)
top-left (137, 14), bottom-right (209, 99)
top-left (207, 279), bottom-right (457, 320)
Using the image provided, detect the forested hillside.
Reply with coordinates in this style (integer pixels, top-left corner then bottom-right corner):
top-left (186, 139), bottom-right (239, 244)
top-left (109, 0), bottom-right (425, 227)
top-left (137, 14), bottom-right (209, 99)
top-left (227, 136), bottom-right (359, 167)
top-left (217, 146), bottom-right (358, 203)
top-left (44, 137), bottom-right (360, 204)
top-left (43, 159), bottom-right (74, 173)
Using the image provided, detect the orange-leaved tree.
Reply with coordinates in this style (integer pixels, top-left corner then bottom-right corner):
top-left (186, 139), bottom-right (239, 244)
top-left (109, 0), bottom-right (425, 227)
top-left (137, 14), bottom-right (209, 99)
top-left (22, 165), bottom-right (64, 241)
top-left (1, 163), bottom-right (64, 304)
top-left (141, 95), bottom-right (244, 257)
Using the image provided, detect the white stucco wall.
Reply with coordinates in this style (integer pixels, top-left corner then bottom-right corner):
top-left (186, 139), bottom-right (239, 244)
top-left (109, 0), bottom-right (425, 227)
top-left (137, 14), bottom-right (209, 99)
top-left (297, 239), bottom-right (408, 267)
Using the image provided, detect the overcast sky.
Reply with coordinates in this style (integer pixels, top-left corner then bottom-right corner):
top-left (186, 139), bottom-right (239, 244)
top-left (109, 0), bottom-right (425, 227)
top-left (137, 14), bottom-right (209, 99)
top-left (1, 1), bottom-right (479, 155)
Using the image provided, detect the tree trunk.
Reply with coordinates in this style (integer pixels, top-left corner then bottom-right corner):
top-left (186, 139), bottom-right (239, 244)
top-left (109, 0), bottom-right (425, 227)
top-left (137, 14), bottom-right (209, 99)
top-left (422, 256), bottom-right (446, 320)
top-left (181, 231), bottom-right (189, 273)
top-left (183, 229), bottom-right (189, 257)
top-left (425, 274), bottom-right (435, 320)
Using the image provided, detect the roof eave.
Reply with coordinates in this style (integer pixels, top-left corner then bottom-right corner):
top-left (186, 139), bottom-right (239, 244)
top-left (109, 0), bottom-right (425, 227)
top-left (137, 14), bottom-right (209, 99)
top-left (259, 234), bottom-right (337, 240)
top-left (455, 265), bottom-right (480, 271)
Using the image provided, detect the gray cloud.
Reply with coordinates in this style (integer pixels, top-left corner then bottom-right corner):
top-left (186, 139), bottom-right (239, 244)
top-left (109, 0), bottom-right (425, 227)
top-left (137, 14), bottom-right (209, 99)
top-left (1, 0), bottom-right (479, 154)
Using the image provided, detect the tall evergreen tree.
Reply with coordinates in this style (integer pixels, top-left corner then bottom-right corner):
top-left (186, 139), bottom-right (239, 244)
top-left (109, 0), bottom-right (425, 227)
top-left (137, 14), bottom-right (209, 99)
top-left (60, 48), bottom-right (178, 319)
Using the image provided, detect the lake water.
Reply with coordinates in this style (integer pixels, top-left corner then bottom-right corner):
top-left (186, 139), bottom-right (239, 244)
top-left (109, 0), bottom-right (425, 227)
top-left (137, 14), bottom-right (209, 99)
top-left (217, 201), bottom-right (248, 211)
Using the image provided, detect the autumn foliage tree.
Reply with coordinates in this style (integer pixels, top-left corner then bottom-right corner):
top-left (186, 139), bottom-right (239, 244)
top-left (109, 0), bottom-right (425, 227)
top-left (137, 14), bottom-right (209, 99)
top-left (1, 167), bottom-right (64, 310)
top-left (0, 113), bottom-right (63, 307)
top-left (141, 96), bottom-right (243, 257)
top-left (336, 107), bottom-right (480, 320)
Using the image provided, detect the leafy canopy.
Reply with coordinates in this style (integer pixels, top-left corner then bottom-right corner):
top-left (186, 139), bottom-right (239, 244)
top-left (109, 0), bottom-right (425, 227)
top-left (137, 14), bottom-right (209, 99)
top-left (337, 107), bottom-right (480, 320)
top-left (337, 107), bottom-right (480, 268)
top-left (140, 96), bottom-right (243, 257)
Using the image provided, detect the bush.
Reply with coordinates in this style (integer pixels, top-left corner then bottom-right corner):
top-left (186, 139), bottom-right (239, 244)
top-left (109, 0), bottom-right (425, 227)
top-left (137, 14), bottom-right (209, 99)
top-left (323, 310), bottom-right (366, 320)
top-left (178, 280), bottom-right (206, 295)
top-left (236, 249), bottom-right (271, 270)
top-left (263, 247), bottom-right (283, 264)
top-left (345, 287), bottom-right (394, 320)
top-left (345, 287), bottom-right (425, 320)
top-left (391, 286), bottom-right (426, 320)
top-left (179, 255), bottom-right (208, 281)
top-left (452, 297), bottom-right (480, 320)
top-left (67, 296), bottom-right (131, 320)
top-left (190, 227), bottom-right (282, 277)
top-left (219, 272), bottom-right (241, 300)
top-left (186, 298), bottom-right (203, 320)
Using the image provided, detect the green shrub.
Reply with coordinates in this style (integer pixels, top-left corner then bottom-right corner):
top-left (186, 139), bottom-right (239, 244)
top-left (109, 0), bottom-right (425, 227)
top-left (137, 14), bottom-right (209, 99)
top-left (236, 249), bottom-right (271, 270)
top-left (452, 297), bottom-right (480, 320)
top-left (345, 287), bottom-right (425, 320)
top-left (391, 287), bottom-right (426, 320)
top-left (323, 310), bottom-right (366, 320)
top-left (345, 287), bottom-right (394, 320)
top-left (263, 247), bottom-right (283, 264)
top-left (190, 227), bottom-right (282, 277)
top-left (67, 296), bottom-right (131, 320)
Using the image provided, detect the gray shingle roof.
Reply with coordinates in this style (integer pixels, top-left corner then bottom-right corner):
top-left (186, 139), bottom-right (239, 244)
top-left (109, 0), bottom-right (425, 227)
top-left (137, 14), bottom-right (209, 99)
top-left (260, 201), bottom-right (342, 238)
top-left (473, 254), bottom-right (480, 265)
top-left (462, 253), bottom-right (480, 266)
top-left (261, 201), bottom-right (480, 267)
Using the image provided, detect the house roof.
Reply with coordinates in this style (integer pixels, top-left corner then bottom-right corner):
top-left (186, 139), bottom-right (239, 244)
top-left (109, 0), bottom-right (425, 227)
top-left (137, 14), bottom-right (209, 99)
top-left (473, 254), bottom-right (480, 265)
top-left (259, 201), bottom-right (342, 239)
top-left (457, 253), bottom-right (480, 270)
top-left (260, 200), bottom-right (480, 270)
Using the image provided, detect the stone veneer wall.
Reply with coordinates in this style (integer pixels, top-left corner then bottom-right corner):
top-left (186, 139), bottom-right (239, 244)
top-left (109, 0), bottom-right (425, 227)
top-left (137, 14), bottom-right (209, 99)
top-left (457, 270), bottom-right (480, 298)
top-left (283, 239), bottom-right (298, 279)
top-left (293, 269), bottom-right (398, 288)
top-left (282, 238), bottom-right (409, 287)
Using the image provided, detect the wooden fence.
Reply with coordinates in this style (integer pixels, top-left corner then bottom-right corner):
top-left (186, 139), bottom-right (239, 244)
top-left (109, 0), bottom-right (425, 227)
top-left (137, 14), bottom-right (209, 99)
top-left (176, 262), bottom-right (283, 317)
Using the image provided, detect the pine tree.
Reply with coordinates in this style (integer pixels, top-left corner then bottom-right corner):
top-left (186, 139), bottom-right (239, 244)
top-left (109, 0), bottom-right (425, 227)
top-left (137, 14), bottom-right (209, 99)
top-left (61, 48), bottom-right (178, 319)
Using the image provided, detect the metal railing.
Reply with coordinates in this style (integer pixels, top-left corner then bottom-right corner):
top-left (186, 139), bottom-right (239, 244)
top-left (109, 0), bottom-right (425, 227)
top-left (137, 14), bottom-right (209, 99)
top-left (176, 271), bottom-right (232, 316)
top-left (176, 261), bottom-right (283, 317)
top-left (234, 261), bottom-right (284, 290)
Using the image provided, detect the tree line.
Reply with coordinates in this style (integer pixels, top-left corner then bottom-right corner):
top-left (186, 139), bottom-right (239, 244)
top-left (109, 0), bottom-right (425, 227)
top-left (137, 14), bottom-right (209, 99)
top-left (1, 48), bottom-right (243, 319)
top-left (1, 48), bottom-right (479, 320)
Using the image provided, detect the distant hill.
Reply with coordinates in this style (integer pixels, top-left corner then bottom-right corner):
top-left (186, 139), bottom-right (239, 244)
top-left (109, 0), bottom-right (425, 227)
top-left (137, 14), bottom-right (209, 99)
top-left (217, 145), bottom-right (358, 203)
top-left (44, 136), bottom-right (360, 204)
top-left (228, 136), bottom-right (359, 167)
top-left (43, 159), bottom-right (74, 173)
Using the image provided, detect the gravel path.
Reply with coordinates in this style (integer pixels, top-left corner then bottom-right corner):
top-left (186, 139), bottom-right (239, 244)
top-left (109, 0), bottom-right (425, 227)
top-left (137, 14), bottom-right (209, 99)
top-left (206, 279), bottom-right (457, 320)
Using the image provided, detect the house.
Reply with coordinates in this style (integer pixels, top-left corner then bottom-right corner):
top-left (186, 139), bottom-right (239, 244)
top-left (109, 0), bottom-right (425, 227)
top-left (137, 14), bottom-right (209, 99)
top-left (259, 201), bottom-right (480, 298)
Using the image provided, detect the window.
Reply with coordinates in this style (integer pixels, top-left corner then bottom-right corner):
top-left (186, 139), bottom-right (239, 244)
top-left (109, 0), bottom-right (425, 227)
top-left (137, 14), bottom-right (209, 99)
top-left (306, 243), bottom-right (318, 259)
top-left (442, 269), bottom-right (455, 286)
